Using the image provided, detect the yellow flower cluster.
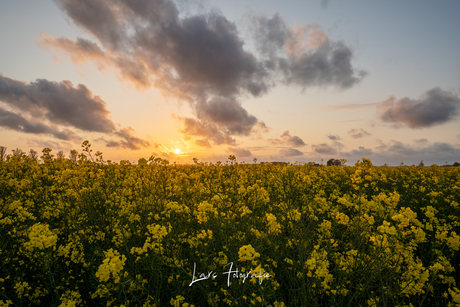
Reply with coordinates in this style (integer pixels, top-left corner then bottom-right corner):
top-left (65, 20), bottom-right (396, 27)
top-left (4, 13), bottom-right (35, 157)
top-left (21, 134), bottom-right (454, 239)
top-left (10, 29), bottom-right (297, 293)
top-left (238, 244), bottom-right (260, 262)
top-left (266, 213), bottom-right (282, 234)
top-left (58, 290), bottom-right (82, 307)
top-left (95, 249), bottom-right (127, 283)
top-left (25, 222), bottom-right (57, 250)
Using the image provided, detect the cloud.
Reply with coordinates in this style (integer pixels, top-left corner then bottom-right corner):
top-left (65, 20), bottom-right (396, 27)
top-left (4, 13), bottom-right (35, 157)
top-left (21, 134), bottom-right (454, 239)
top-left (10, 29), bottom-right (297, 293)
top-left (0, 75), bottom-right (149, 150)
top-left (375, 139), bottom-right (387, 151)
top-left (312, 143), bottom-right (337, 154)
top-left (25, 138), bottom-right (65, 151)
top-left (250, 15), bottom-right (366, 89)
top-left (414, 138), bottom-right (429, 144)
top-left (268, 138), bottom-right (284, 145)
top-left (372, 139), bottom-right (459, 164)
top-left (322, 101), bottom-right (379, 111)
top-left (340, 139), bottom-right (460, 166)
top-left (0, 75), bottom-right (116, 132)
top-left (0, 106), bottom-right (81, 141)
top-left (114, 127), bottom-right (150, 150)
top-left (228, 147), bottom-right (252, 158)
top-left (327, 134), bottom-right (341, 141)
top-left (280, 130), bottom-right (306, 147)
top-left (377, 88), bottom-right (460, 128)
top-left (280, 147), bottom-right (303, 156)
top-left (348, 128), bottom-right (371, 139)
top-left (39, 34), bottom-right (153, 90)
top-left (350, 146), bottom-right (373, 157)
top-left (46, 0), bottom-right (270, 95)
top-left (195, 97), bottom-right (258, 135)
top-left (174, 115), bottom-right (237, 147)
top-left (43, 0), bottom-right (365, 146)
top-left (96, 127), bottom-right (150, 150)
top-left (252, 121), bottom-right (270, 139)
top-left (195, 139), bottom-right (211, 148)
top-left (333, 141), bottom-right (345, 151)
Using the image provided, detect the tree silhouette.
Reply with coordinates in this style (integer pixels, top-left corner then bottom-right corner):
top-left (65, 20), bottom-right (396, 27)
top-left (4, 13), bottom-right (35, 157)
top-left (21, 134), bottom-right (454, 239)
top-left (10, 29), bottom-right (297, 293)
top-left (327, 158), bottom-right (342, 166)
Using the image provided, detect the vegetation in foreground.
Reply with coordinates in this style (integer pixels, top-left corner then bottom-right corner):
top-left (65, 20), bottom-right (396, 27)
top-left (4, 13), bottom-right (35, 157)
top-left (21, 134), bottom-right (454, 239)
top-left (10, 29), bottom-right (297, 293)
top-left (1, 144), bottom-right (460, 306)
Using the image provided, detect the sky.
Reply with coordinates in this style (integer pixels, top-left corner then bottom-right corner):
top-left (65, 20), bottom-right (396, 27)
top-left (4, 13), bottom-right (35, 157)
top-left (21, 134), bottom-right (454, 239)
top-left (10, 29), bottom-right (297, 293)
top-left (1, 0), bottom-right (460, 166)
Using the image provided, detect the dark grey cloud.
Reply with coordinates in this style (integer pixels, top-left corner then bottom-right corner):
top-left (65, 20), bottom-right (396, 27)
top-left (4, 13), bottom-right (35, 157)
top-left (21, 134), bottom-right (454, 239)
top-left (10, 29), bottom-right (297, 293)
top-left (339, 139), bottom-right (459, 166)
top-left (280, 147), bottom-right (303, 156)
top-left (385, 140), bottom-right (418, 156)
top-left (370, 139), bottom-right (459, 165)
top-left (0, 75), bottom-right (116, 132)
top-left (0, 75), bottom-right (149, 150)
top-left (350, 146), bottom-right (373, 157)
top-left (423, 142), bottom-right (457, 155)
top-left (312, 143), bottom-right (337, 154)
top-left (348, 128), bottom-right (371, 139)
top-left (377, 88), bottom-right (460, 128)
top-left (228, 147), bottom-right (252, 158)
top-left (48, 0), bottom-right (270, 98)
top-left (250, 15), bottom-right (366, 89)
top-left (195, 97), bottom-right (258, 135)
top-left (327, 134), bottom-right (341, 141)
top-left (43, 0), bottom-right (365, 146)
top-left (0, 107), bottom-right (81, 141)
top-left (281, 130), bottom-right (306, 147)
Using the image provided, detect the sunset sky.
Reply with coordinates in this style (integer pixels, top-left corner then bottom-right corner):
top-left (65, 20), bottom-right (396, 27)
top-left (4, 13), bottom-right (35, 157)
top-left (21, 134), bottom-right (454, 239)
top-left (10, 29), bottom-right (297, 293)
top-left (1, 0), bottom-right (459, 165)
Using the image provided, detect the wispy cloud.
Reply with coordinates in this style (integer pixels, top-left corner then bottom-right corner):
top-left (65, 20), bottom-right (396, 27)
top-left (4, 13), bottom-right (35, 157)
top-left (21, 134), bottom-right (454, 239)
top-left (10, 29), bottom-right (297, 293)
top-left (322, 102), bottom-right (379, 111)
top-left (227, 147), bottom-right (252, 158)
top-left (348, 128), bottom-right (371, 139)
top-left (327, 134), bottom-right (341, 141)
top-left (279, 147), bottom-right (303, 156)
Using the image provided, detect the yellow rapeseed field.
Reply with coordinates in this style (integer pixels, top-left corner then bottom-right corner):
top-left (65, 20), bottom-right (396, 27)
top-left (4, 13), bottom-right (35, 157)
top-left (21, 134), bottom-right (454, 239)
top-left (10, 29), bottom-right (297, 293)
top-left (1, 144), bottom-right (460, 306)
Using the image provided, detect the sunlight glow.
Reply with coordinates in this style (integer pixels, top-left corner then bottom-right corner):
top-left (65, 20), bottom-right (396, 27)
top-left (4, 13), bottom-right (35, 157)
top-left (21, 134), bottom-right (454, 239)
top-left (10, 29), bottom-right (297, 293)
top-left (175, 148), bottom-right (180, 154)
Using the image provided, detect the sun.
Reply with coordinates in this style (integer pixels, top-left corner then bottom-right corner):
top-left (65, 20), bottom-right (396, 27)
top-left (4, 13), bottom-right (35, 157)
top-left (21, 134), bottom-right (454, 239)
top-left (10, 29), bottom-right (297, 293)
top-left (174, 148), bottom-right (180, 154)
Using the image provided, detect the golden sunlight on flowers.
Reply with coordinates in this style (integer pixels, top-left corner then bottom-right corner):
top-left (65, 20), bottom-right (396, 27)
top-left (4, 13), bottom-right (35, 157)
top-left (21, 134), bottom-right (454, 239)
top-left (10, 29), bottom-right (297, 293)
top-left (2, 149), bottom-right (460, 306)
